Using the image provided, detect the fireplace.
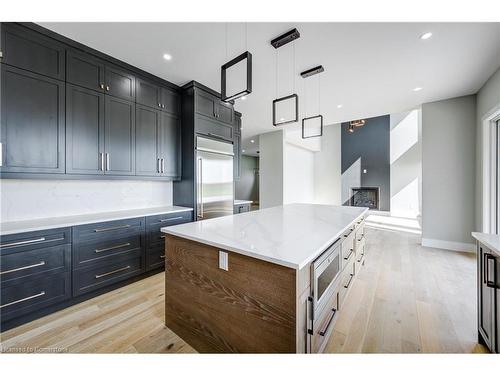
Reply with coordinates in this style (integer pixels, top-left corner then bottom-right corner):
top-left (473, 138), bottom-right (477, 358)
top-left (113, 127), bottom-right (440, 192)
top-left (350, 187), bottom-right (379, 210)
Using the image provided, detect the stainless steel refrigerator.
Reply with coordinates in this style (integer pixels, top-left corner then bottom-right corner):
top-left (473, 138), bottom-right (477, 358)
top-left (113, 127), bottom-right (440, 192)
top-left (196, 136), bottom-right (234, 220)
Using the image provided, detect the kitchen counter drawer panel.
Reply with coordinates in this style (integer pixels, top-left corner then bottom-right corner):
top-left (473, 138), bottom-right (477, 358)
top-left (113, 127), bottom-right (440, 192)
top-left (1, 271), bottom-right (70, 322)
top-left (73, 235), bottom-right (143, 269)
top-left (1, 244), bottom-right (71, 283)
top-left (311, 286), bottom-right (340, 353)
top-left (147, 227), bottom-right (167, 247)
top-left (146, 244), bottom-right (165, 271)
top-left (73, 256), bottom-right (143, 296)
top-left (73, 217), bottom-right (144, 244)
top-left (339, 260), bottom-right (357, 307)
top-left (145, 211), bottom-right (192, 227)
top-left (0, 228), bottom-right (71, 254)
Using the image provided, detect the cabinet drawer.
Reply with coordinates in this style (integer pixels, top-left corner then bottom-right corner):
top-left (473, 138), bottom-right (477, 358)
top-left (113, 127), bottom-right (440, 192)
top-left (341, 232), bottom-right (355, 268)
top-left (0, 228), bottom-right (71, 253)
top-left (146, 244), bottom-right (165, 271)
top-left (73, 235), bottom-right (143, 269)
top-left (339, 261), bottom-right (356, 307)
top-left (195, 115), bottom-right (233, 142)
top-left (1, 271), bottom-right (70, 322)
top-left (311, 288), bottom-right (340, 353)
top-left (73, 217), bottom-right (144, 243)
top-left (355, 236), bottom-right (366, 261)
top-left (73, 256), bottom-right (143, 296)
top-left (1, 244), bottom-right (70, 283)
top-left (145, 211), bottom-right (192, 227)
top-left (355, 222), bottom-right (365, 241)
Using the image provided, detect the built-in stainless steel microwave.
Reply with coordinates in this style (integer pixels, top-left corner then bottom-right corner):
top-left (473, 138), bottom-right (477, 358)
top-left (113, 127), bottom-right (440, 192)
top-left (310, 239), bottom-right (342, 319)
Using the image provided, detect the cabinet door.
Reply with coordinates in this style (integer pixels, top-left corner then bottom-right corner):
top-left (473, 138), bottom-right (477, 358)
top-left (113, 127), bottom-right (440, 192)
top-left (66, 49), bottom-right (105, 92)
top-left (104, 65), bottom-right (135, 101)
top-left (216, 101), bottom-right (234, 125)
top-left (160, 87), bottom-right (181, 115)
top-left (104, 96), bottom-right (135, 175)
top-left (195, 90), bottom-right (216, 119)
top-left (1, 23), bottom-right (65, 80)
top-left (159, 112), bottom-right (181, 177)
top-left (66, 84), bottom-right (105, 175)
top-left (136, 105), bottom-right (161, 176)
top-left (1, 65), bottom-right (65, 174)
top-left (136, 78), bottom-right (161, 109)
top-left (478, 245), bottom-right (496, 351)
top-left (234, 133), bottom-right (241, 180)
top-left (196, 115), bottom-right (233, 142)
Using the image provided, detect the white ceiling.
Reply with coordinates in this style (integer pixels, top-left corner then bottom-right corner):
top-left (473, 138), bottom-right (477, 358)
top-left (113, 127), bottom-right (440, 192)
top-left (40, 22), bottom-right (500, 156)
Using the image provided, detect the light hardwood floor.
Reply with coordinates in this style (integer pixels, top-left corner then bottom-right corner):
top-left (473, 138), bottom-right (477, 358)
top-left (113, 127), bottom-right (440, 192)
top-left (0, 227), bottom-right (488, 353)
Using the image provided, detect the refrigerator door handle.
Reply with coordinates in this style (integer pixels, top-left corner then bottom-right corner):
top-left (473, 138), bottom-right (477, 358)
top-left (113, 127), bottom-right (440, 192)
top-left (197, 157), bottom-right (203, 219)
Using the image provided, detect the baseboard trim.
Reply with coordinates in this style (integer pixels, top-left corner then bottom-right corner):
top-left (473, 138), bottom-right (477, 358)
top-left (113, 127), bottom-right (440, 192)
top-left (421, 238), bottom-right (475, 253)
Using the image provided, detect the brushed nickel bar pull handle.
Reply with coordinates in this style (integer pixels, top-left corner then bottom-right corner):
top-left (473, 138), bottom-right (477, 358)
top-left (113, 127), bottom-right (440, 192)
top-left (159, 216), bottom-right (184, 222)
top-left (0, 237), bottom-right (46, 249)
top-left (159, 235), bottom-right (166, 239)
top-left (160, 255), bottom-right (166, 259)
top-left (344, 249), bottom-right (354, 261)
top-left (100, 152), bottom-right (104, 171)
top-left (319, 308), bottom-right (337, 336)
top-left (344, 273), bottom-right (354, 289)
top-left (94, 224), bottom-right (130, 233)
top-left (95, 265), bottom-right (131, 279)
top-left (94, 243), bottom-right (130, 253)
top-left (161, 158), bottom-right (165, 173)
top-left (0, 261), bottom-right (46, 275)
top-left (157, 158), bottom-right (161, 173)
top-left (105, 153), bottom-right (110, 171)
top-left (1, 291), bottom-right (45, 309)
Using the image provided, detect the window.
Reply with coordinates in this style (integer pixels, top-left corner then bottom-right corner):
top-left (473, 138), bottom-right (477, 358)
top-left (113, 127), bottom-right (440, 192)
top-left (497, 120), bottom-right (500, 234)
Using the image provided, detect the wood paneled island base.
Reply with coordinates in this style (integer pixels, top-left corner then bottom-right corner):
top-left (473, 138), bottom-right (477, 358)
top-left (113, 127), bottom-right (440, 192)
top-left (164, 234), bottom-right (297, 353)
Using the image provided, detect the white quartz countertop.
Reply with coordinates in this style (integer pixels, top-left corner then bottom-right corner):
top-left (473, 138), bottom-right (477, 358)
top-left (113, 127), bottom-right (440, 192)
top-left (472, 232), bottom-right (500, 256)
top-left (234, 200), bottom-right (253, 205)
top-left (162, 203), bottom-right (368, 269)
top-left (0, 206), bottom-right (193, 236)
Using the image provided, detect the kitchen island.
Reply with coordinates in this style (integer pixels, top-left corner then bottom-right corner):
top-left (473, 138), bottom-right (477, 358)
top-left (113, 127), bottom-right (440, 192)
top-left (161, 203), bottom-right (368, 353)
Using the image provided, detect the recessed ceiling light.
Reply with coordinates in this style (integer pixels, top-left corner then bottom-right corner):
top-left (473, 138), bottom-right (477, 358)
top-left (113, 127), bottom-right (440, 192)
top-left (250, 139), bottom-right (255, 143)
top-left (412, 87), bottom-right (423, 92)
top-left (337, 104), bottom-right (343, 109)
top-left (420, 32), bottom-right (433, 40)
top-left (241, 96), bottom-right (246, 101)
top-left (163, 53), bottom-right (172, 61)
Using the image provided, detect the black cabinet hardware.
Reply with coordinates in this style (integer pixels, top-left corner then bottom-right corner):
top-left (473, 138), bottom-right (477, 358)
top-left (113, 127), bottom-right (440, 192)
top-left (319, 308), bottom-right (337, 336)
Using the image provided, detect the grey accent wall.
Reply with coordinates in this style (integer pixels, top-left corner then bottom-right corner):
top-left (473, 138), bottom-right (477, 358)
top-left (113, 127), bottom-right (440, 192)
top-left (422, 95), bottom-right (476, 245)
top-left (476, 67), bottom-right (500, 231)
top-left (235, 155), bottom-right (259, 203)
top-left (341, 115), bottom-right (390, 211)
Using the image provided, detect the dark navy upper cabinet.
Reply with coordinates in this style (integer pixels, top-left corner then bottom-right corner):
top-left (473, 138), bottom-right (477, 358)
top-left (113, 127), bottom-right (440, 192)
top-left (66, 49), bottom-right (106, 92)
top-left (159, 112), bottom-right (181, 177)
top-left (104, 64), bottom-right (135, 102)
top-left (0, 23), bottom-right (65, 81)
top-left (136, 77), bottom-right (161, 109)
top-left (1, 65), bottom-right (65, 174)
top-left (135, 105), bottom-right (161, 177)
top-left (160, 87), bottom-right (181, 116)
top-left (104, 96), bottom-right (135, 175)
top-left (66, 84), bottom-right (105, 175)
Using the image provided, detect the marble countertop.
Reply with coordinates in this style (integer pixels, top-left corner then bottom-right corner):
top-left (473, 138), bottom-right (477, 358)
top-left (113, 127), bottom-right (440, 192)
top-left (472, 232), bottom-right (500, 256)
top-left (234, 200), bottom-right (253, 205)
top-left (0, 206), bottom-right (193, 236)
top-left (162, 203), bottom-right (368, 269)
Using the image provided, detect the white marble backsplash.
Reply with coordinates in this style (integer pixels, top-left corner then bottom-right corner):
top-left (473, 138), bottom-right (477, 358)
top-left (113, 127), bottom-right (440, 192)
top-left (0, 179), bottom-right (173, 222)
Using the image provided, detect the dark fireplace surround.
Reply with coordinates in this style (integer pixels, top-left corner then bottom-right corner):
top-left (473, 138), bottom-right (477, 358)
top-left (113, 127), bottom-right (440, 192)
top-left (350, 187), bottom-right (380, 210)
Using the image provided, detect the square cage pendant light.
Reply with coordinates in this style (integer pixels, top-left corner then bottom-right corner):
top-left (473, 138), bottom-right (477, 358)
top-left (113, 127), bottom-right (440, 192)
top-left (273, 94), bottom-right (299, 126)
top-left (221, 51), bottom-right (252, 102)
top-left (302, 114), bottom-right (323, 138)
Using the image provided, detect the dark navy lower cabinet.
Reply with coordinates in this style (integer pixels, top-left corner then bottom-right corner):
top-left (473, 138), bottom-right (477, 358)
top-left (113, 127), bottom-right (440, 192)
top-left (0, 228), bottom-right (72, 325)
top-left (0, 210), bottom-right (193, 330)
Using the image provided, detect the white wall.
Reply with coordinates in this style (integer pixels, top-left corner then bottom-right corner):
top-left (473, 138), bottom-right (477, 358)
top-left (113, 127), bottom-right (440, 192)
top-left (259, 130), bottom-right (284, 209)
top-left (0, 180), bottom-right (173, 222)
top-left (284, 143), bottom-right (315, 204)
top-left (422, 95), bottom-right (476, 250)
top-left (475, 67), bottom-right (500, 232)
top-left (314, 125), bottom-right (341, 205)
top-left (390, 109), bottom-right (422, 219)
